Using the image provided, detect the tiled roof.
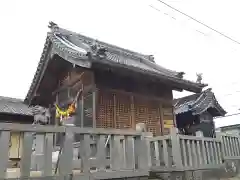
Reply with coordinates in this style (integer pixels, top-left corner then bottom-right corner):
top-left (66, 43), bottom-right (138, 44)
top-left (24, 22), bottom-right (207, 105)
top-left (0, 96), bottom-right (32, 116)
top-left (173, 88), bottom-right (227, 117)
top-left (49, 28), bottom-right (181, 77)
top-left (218, 124), bottom-right (240, 131)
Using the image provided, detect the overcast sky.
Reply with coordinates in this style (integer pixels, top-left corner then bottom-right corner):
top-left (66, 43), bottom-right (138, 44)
top-left (0, 0), bottom-right (240, 127)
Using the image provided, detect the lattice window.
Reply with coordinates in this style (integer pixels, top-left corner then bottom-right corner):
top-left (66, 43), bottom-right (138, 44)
top-left (96, 89), bottom-right (114, 128)
top-left (115, 92), bottom-right (131, 129)
top-left (133, 97), bottom-right (162, 136)
top-left (148, 101), bottom-right (162, 136)
top-left (134, 97), bottom-right (148, 127)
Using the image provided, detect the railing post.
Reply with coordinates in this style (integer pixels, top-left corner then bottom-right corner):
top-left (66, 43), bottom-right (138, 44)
top-left (170, 127), bottom-right (183, 169)
top-left (139, 132), bottom-right (152, 169)
top-left (0, 131), bottom-right (10, 178)
top-left (32, 134), bottom-right (45, 170)
top-left (58, 128), bottom-right (74, 176)
top-left (216, 132), bottom-right (225, 162)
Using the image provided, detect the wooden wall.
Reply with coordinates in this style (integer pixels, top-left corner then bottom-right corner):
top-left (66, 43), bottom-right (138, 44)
top-left (96, 88), bottom-right (174, 135)
top-left (54, 67), bottom-right (175, 135)
top-left (94, 70), bottom-right (175, 135)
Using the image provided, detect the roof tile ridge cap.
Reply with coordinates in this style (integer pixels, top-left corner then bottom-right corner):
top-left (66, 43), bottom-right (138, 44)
top-left (183, 80), bottom-right (208, 87)
top-left (157, 72), bottom-right (206, 86)
top-left (174, 77), bottom-right (208, 88)
top-left (48, 32), bottom-right (83, 57)
top-left (49, 24), bottom-right (207, 84)
top-left (50, 26), bottom-right (205, 82)
top-left (69, 28), bottom-right (180, 76)
top-left (141, 58), bottom-right (180, 76)
top-left (51, 28), bottom-right (186, 80)
top-left (54, 26), bottom-right (155, 61)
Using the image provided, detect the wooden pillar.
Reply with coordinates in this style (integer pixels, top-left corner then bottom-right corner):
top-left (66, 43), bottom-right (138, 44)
top-left (113, 94), bottom-right (116, 128)
top-left (54, 92), bottom-right (59, 146)
top-left (172, 106), bottom-right (177, 127)
top-left (159, 103), bottom-right (164, 135)
top-left (92, 86), bottom-right (97, 128)
top-left (80, 84), bottom-right (84, 128)
top-left (130, 95), bottom-right (135, 129)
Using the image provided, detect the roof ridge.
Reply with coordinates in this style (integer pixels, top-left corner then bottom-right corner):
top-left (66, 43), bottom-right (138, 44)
top-left (49, 24), bottom-right (152, 62)
top-left (48, 22), bottom-right (181, 77)
top-left (174, 88), bottom-right (212, 102)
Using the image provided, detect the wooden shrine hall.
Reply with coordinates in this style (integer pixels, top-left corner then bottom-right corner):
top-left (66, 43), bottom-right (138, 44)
top-left (1, 22), bottom-right (240, 180)
top-left (24, 22), bottom-right (207, 136)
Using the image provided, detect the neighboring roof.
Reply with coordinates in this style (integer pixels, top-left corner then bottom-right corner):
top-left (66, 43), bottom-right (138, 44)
top-left (174, 88), bottom-right (227, 117)
top-left (218, 124), bottom-right (240, 131)
top-left (0, 96), bottom-right (32, 116)
top-left (24, 22), bottom-right (207, 105)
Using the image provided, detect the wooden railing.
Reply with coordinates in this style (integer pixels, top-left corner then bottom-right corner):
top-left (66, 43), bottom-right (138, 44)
top-left (148, 129), bottom-right (225, 172)
top-left (178, 135), bottom-right (223, 169)
top-left (219, 133), bottom-right (240, 159)
top-left (2, 123), bottom-right (240, 179)
top-left (147, 135), bottom-right (172, 171)
top-left (0, 123), bottom-right (149, 179)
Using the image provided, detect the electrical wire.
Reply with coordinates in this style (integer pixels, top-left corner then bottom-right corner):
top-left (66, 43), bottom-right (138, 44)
top-left (150, 0), bottom-right (240, 45)
top-left (150, 1), bottom-right (240, 114)
top-left (149, 5), bottom-right (207, 36)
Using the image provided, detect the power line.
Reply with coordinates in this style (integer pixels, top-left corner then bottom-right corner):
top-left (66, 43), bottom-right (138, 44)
top-left (149, 5), bottom-right (207, 36)
top-left (150, 0), bottom-right (240, 45)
